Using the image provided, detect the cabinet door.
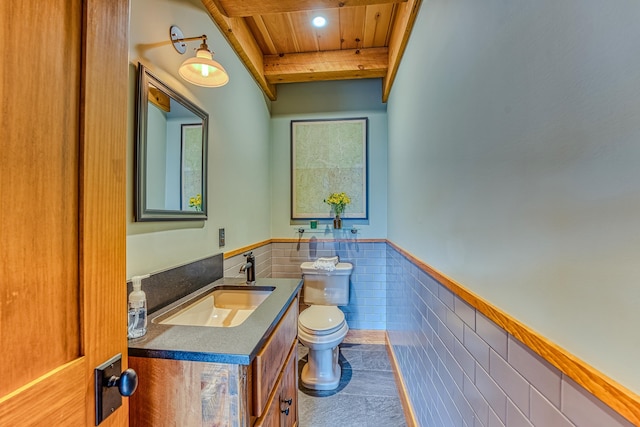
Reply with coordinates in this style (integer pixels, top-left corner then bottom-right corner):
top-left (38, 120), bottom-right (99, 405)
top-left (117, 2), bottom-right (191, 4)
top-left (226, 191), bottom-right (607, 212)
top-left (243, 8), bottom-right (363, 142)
top-left (256, 394), bottom-right (281, 427)
top-left (253, 299), bottom-right (298, 416)
top-left (255, 341), bottom-right (298, 427)
top-left (279, 341), bottom-right (298, 427)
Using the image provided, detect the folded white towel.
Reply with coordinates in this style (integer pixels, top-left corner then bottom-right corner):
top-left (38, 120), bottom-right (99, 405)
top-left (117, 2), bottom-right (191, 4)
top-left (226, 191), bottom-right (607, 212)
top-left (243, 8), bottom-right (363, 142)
top-left (312, 256), bottom-right (339, 271)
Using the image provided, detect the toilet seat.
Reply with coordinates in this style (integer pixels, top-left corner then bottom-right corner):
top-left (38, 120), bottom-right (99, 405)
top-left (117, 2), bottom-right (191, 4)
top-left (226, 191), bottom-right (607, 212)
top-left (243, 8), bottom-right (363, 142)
top-left (298, 305), bottom-right (345, 336)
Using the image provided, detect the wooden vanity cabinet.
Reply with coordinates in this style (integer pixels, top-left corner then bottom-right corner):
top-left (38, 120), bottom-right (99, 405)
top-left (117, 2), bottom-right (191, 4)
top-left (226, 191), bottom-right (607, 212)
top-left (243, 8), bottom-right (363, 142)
top-left (129, 296), bottom-right (299, 427)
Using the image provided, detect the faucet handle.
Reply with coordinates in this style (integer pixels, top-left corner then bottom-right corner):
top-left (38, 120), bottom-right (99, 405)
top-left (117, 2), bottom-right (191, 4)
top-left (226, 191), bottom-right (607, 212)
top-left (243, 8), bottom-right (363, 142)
top-left (243, 251), bottom-right (253, 258)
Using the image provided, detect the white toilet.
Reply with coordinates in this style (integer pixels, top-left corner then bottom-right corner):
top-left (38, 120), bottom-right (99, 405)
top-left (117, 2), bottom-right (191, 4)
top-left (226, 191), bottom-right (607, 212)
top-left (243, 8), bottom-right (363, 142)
top-left (298, 259), bottom-right (352, 390)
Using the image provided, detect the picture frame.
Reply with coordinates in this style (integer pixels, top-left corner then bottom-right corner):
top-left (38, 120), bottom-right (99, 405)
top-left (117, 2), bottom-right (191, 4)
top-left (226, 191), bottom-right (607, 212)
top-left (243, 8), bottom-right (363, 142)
top-left (180, 123), bottom-right (204, 211)
top-left (291, 117), bottom-right (368, 220)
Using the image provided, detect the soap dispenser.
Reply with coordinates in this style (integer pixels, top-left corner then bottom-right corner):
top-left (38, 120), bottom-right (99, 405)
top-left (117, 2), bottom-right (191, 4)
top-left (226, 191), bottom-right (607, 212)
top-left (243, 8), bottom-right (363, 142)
top-left (128, 274), bottom-right (150, 339)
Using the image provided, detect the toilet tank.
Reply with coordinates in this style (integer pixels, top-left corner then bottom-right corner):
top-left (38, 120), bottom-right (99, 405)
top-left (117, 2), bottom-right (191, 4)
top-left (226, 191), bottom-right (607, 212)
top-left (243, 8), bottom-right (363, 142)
top-left (300, 261), bottom-right (352, 305)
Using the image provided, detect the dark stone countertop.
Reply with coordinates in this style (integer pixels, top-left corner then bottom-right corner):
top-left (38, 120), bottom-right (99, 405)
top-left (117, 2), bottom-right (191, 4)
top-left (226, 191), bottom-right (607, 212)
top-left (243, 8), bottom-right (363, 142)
top-left (128, 277), bottom-right (302, 365)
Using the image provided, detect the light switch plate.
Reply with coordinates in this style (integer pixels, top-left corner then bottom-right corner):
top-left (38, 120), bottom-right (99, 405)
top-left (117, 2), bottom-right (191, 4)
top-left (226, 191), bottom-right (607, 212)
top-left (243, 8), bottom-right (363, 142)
top-left (219, 228), bottom-right (225, 247)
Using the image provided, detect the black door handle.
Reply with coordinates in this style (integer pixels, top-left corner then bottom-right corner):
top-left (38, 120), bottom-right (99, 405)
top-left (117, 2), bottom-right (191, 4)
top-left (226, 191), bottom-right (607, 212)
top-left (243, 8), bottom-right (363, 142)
top-left (107, 368), bottom-right (138, 396)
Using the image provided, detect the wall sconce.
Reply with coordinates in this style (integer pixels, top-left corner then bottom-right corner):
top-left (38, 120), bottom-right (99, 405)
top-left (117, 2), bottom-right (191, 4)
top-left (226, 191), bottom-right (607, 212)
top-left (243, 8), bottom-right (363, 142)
top-left (170, 25), bottom-right (229, 88)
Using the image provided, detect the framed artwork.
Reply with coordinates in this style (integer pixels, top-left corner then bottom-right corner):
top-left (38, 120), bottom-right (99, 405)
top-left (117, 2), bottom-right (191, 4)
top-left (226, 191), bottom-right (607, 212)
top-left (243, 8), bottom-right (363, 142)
top-left (180, 123), bottom-right (204, 211)
top-left (291, 117), bottom-right (368, 220)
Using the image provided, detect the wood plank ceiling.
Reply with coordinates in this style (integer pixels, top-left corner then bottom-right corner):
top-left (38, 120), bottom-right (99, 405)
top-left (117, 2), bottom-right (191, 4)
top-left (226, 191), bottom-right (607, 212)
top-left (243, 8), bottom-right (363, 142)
top-left (200, 0), bottom-right (422, 102)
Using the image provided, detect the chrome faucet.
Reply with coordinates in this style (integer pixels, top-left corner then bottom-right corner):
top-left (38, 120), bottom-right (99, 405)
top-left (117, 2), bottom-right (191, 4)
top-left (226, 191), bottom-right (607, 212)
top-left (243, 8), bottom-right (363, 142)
top-left (239, 251), bottom-right (256, 285)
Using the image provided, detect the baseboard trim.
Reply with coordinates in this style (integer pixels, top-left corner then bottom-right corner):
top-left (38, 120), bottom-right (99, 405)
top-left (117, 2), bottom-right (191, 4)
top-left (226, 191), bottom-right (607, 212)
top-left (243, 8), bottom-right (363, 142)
top-left (385, 332), bottom-right (419, 427)
top-left (343, 329), bottom-right (386, 344)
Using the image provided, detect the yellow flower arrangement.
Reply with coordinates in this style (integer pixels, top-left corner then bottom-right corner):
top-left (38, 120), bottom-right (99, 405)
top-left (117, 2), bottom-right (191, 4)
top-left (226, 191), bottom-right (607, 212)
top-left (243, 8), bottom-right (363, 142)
top-left (189, 194), bottom-right (202, 211)
top-left (324, 192), bottom-right (351, 216)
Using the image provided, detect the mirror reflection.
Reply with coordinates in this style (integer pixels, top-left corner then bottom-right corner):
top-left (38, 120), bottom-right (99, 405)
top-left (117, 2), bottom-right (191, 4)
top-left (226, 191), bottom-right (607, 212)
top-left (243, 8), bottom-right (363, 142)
top-left (136, 63), bottom-right (208, 221)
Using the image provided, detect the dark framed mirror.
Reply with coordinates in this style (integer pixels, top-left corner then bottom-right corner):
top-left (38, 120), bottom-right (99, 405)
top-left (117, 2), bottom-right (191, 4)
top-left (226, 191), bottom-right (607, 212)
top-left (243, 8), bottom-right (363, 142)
top-left (135, 63), bottom-right (208, 221)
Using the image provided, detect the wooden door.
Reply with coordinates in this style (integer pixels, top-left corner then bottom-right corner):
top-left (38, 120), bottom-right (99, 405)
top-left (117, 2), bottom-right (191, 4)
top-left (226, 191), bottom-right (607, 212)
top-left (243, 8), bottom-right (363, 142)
top-left (0, 0), bottom-right (129, 426)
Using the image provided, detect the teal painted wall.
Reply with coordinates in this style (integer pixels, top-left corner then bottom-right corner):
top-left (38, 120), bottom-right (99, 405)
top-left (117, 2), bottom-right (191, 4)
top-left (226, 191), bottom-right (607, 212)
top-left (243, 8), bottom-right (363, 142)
top-left (387, 0), bottom-right (640, 393)
top-left (127, 0), bottom-right (272, 277)
top-left (270, 80), bottom-right (388, 239)
top-left (126, 2), bottom-right (390, 277)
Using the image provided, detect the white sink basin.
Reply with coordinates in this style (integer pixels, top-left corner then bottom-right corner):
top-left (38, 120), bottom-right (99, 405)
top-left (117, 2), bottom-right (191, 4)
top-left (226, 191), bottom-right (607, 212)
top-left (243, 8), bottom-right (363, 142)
top-left (159, 285), bottom-right (274, 328)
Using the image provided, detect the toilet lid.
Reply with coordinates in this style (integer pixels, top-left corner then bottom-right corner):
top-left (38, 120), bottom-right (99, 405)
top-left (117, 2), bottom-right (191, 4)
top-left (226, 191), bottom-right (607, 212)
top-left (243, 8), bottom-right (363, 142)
top-left (299, 306), bottom-right (346, 336)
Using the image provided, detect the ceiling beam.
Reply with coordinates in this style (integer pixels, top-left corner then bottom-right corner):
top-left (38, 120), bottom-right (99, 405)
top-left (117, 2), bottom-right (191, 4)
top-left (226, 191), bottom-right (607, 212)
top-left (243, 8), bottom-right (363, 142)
top-left (212, 0), bottom-right (408, 17)
top-left (201, 0), bottom-right (278, 100)
top-left (382, 0), bottom-right (422, 102)
top-left (264, 48), bottom-right (388, 84)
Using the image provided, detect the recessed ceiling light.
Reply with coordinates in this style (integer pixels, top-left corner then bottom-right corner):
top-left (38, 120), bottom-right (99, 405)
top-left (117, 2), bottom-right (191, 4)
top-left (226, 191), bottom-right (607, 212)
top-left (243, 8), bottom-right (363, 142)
top-left (312, 16), bottom-right (327, 28)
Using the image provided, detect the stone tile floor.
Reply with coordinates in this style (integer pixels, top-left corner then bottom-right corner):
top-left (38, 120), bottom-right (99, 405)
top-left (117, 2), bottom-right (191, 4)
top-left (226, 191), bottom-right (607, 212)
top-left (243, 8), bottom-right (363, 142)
top-left (297, 343), bottom-right (407, 427)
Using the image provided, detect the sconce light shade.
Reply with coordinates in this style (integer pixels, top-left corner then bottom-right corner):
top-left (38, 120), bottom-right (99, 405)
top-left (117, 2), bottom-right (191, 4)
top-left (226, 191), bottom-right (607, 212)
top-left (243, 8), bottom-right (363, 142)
top-left (178, 47), bottom-right (229, 87)
top-left (170, 25), bottom-right (229, 88)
